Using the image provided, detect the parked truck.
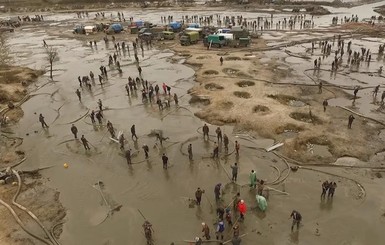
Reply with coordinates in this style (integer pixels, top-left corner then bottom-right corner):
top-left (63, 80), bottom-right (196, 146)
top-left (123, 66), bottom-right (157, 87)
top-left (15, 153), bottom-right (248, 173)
top-left (204, 35), bottom-right (226, 48)
top-left (105, 23), bottom-right (124, 34)
top-left (168, 22), bottom-right (182, 32)
top-left (180, 31), bottom-right (199, 46)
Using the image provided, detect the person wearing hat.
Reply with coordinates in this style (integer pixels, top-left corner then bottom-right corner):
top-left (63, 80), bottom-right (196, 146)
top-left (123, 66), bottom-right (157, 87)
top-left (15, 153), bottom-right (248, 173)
top-left (237, 200), bottom-right (247, 220)
top-left (201, 222), bottom-right (210, 240)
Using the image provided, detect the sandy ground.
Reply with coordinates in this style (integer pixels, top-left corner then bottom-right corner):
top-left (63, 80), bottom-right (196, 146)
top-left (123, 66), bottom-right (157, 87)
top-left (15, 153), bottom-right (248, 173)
top-left (1, 2), bottom-right (385, 245)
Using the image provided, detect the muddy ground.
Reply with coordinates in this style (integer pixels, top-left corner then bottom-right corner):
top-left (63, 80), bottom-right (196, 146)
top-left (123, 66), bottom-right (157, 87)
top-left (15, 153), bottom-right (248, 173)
top-left (1, 1), bottom-right (385, 245)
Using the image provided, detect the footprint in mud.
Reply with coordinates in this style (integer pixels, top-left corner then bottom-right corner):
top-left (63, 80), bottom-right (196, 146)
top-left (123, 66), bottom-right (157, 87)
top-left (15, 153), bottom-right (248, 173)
top-left (234, 91), bottom-right (252, 99)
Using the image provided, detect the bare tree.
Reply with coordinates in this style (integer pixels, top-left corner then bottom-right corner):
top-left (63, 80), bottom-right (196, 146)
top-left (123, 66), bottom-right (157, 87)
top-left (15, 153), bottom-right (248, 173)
top-left (46, 46), bottom-right (58, 79)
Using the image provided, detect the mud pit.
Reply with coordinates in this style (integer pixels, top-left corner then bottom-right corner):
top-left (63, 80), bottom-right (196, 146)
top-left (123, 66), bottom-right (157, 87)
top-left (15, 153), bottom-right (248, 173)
top-left (1, 2), bottom-right (385, 245)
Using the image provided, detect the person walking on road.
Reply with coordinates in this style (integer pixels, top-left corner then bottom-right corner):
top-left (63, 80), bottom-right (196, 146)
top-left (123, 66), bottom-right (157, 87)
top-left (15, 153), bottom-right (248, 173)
top-left (195, 187), bottom-right (204, 206)
top-left (231, 163), bottom-right (238, 182)
top-left (71, 124), bottom-right (78, 139)
top-left (162, 153), bottom-right (169, 169)
top-left (290, 210), bottom-right (302, 232)
top-left (81, 135), bottom-right (90, 150)
top-left (39, 113), bottom-right (49, 128)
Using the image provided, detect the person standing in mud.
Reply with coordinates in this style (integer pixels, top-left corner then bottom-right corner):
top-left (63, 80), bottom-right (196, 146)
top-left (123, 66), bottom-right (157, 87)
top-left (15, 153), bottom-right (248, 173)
top-left (323, 99), bottom-right (328, 112)
top-left (214, 183), bottom-right (222, 201)
top-left (81, 135), bottom-right (90, 151)
top-left (138, 66), bottom-right (142, 76)
top-left (216, 127), bottom-right (222, 142)
top-left (249, 170), bottom-right (257, 188)
top-left (232, 192), bottom-right (241, 212)
top-left (201, 223), bottom-right (210, 240)
top-left (237, 200), bottom-right (247, 221)
top-left (382, 91), bottom-right (385, 104)
top-left (75, 89), bottom-right (81, 101)
top-left (235, 141), bottom-right (240, 155)
top-left (125, 83), bottom-right (130, 96)
top-left (156, 98), bottom-right (163, 111)
top-left (107, 121), bottom-right (116, 138)
top-left (162, 153), bottom-right (169, 169)
top-left (220, 56), bottom-right (224, 65)
top-left (95, 111), bottom-right (103, 124)
top-left (328, 182), bottom-right (337, 198)
top-left (188, 143), bottom-right (193, 160)
top-left (290, 210), bottom-right (302, 232)
top-left (318, 81), bottom-right (322, 94)
top-left (216, 219), bottom-right (225, 241)
top-left (71, 124), bottom-right (78, 139)
top-left (119, 133), bottom-right (125, 150)
top-left (98, 99), bottom-right (103, 112)
top-left (78, 76), bottom-right (82, 87)
top-left (231, 163), bottom-right (238, 182)
top-left (90, 110), bottom-right (96, 124)
top-left (39, 113), bottom-right (49, 128)
top-left (125, 149), bottom-right (131, 165)
top-left (131, 124), bottom-right (138, 140)
top-left (373, 85), bottom-right (380, 98)
top-left (353, 87), bottom-right (359, 103)
top-left (223, 134), bottom-right (229, 152)
top-left (348, 114), bottom-right (355, 129)
top-left (213, 142), bottom-right (219, 158)
top-left (321, 180), bottom-right (329, 199)
top-left (142, 144), bottom-right (149, 159)
top-left (195, 187), bottom-right (204, 206)
top-left (203, 124), bottom-right (209, 140)
top-left (173, 93), bottom-right (178, 105)
top-left (142, 221), bottom-right (153, 245)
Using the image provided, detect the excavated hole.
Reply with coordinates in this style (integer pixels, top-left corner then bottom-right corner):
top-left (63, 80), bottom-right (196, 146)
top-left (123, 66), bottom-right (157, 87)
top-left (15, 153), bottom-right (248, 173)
top-left (252, 105), bottom-right (270, 113)
top-left (290, 112), bottom-right (322, 124)
top-left (267, 94), bottom-right (306, 107)
top-left (204, 83), bottom-right (224, 91)
top-left (203, 70), bottom-right (219, 75)
top-left (237, 80), bottom-right (255, 87)
top-left (225, 56), bottom-right (242, 61)
top-left (234, 91), bottom-right (251, 99)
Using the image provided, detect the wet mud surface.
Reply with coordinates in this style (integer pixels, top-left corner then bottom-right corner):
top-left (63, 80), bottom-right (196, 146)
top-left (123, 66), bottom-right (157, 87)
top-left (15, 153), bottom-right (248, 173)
top-left (1, 2), bottom-right (385, 245)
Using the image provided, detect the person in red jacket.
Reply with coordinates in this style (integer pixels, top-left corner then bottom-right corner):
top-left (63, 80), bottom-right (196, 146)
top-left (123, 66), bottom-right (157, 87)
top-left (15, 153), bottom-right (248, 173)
top-left (237, 199), bottom-right (247, 221)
